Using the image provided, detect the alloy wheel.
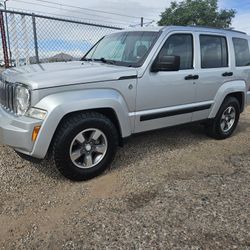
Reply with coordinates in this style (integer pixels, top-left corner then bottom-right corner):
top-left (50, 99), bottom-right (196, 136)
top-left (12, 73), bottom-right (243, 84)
top-left (69, 128), bottom-right (108, 169)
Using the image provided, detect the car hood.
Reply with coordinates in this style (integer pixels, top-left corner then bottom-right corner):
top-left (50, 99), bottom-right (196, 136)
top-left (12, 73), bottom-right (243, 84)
top-left (2, 61), bottom-right (138, 90)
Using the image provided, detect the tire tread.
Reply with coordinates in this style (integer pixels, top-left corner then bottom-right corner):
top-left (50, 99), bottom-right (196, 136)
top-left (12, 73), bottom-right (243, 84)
top-left (206, 97), bottom-right (240, 140)
top-left (52, 112), bottom-right (118, 181)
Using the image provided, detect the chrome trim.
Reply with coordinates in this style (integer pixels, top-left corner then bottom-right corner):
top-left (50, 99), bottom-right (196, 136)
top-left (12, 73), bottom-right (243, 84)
top-left (0, 80), bottom-right (16, 113)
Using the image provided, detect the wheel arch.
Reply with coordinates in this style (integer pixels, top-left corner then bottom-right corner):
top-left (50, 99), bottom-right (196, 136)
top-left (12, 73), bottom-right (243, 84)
top-left (225, 92), bottom-right (245, 112)
top-left (30, 89), bottom-right (133, 159)
top-left (209, 80), bottom-right (247, 118)
top-left (52, 107), bottom-right (123, 147)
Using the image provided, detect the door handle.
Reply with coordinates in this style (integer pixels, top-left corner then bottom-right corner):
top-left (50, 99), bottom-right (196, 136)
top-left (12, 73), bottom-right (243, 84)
top-left (185, 75), bottom-right (199, 80)
top-left (222, 72), bottom-right (233, 77)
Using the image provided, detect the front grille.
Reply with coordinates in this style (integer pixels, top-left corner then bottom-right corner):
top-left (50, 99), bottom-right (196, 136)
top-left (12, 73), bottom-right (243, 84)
top-left (0, 80), bottom-right (15, 112)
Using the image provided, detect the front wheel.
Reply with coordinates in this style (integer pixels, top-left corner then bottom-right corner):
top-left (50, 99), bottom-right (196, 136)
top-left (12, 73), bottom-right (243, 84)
top-left (52, 112), bottom-right (118, 181)
top-left (206, 97), bottom-right (240, 140)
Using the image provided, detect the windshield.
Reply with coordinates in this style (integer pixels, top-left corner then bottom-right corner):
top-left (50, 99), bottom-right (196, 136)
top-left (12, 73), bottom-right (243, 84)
top-left (82, 31), bottom-right (160, 67)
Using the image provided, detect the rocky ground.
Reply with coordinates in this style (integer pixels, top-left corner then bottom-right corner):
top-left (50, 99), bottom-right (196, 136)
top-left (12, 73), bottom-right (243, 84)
top-left (0, 108), bottom-right (250, 249)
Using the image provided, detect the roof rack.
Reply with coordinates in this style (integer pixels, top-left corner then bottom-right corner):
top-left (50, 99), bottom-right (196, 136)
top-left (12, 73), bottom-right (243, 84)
top-left (189, 25), bottom-right (246, 34)
top-left (161, 25), bottom-right (246, 35)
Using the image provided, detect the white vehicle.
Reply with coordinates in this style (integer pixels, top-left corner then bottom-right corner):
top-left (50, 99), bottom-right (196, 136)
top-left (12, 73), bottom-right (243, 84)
top-left (0, 26), bottom-right (250, 181)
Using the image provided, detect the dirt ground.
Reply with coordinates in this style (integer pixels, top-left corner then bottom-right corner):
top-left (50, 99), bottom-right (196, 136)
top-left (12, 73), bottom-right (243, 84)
top-left (0, 108), bottom-right (250, 249)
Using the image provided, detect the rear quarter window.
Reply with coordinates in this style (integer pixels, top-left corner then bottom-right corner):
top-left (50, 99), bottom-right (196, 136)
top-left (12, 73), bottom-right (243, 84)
top-left (232, 38), bottom-right (250, 67)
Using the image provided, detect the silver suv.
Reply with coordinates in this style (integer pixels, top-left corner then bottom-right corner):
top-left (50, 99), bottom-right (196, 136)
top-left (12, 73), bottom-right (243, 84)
top-left (1, 26), bottom-right (250, 181)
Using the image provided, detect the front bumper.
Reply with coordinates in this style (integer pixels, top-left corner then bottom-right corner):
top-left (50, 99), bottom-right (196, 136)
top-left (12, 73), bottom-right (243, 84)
top-left (0, 107), bottom-right (42, 154)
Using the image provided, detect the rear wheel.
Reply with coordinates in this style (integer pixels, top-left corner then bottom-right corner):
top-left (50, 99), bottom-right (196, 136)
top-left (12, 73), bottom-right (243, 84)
top-left (52, 112), bottom-right (118, 181)
top-left (206, 97), bottom-right (240, 140)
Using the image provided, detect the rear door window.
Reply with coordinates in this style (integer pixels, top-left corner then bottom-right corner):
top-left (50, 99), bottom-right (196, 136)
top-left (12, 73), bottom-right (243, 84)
top-left (232, 38), bottom-right (250, 67)
top-left (200, 35), bottom-right (228, 68)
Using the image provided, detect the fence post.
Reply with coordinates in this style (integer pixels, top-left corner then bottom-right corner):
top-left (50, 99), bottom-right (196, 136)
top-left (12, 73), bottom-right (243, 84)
top-left (141, 17), bottom-right (144, 27)
top-left (9, 13), bottom-right (20, 67)
top-left (0, 11), bottom-right (9, 67)
top-left (32, 14), bottom-right (39, 64)
top-left (21, 15), bottom-right (30, 65)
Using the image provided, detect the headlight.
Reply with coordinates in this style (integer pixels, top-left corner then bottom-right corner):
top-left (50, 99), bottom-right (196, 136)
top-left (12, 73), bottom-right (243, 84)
top-left (15, 84), bottom-right (31, 115)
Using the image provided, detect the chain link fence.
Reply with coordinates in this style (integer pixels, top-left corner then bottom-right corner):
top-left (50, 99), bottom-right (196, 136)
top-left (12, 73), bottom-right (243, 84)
top-left (0, 9), bottom-right (123, 67)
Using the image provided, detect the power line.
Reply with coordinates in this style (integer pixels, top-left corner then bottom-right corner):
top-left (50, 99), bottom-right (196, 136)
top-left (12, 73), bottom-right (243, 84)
top-left (15, 0), bottom-right (155, 21)
top-left (12, 0), bottom-right (137, 24)
top-left (8, 7), bottom-right (129, 27)
top-left (8, 3), bottom-right (131, 26)
top-left (11, 0), bottom-right (149, 26)
top-left (11, 0), bottom-right (138, 24)
top-left (36, 0), bottom-right (154, 20)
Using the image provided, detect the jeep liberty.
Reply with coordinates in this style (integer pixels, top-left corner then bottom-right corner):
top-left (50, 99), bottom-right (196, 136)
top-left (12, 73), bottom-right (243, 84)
top-left (0, 26), bottom-right (250, 180)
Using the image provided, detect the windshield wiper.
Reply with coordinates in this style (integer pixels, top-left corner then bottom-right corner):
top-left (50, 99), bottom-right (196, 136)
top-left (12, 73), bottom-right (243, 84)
top-left (95, 58), bottom-right (116, 65)
top-left (82, 57), bottom-right (116, 65)
top-left (81, 58), bottom-right (94, 62)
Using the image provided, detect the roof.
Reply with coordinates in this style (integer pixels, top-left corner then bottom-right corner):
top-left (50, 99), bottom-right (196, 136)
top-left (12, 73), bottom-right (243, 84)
top-left (122, 25), bottom-right (246, 36)
top-left (122, 26), bottom-right (162, 32)
top-left (161, 25), bottom-right (246, 35)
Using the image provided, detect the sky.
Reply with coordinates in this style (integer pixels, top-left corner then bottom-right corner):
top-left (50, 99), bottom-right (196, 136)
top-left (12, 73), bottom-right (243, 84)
top-left (4, 0), bottom-right (250, 33)
top-left (2, 0), bottom-right (250, 62)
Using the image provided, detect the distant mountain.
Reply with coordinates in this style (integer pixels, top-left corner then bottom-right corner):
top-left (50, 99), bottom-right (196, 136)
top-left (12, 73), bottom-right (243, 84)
top-left (50, 52), bottom-right (74, 61)
top-left (29, 53), bottom-right (76, 64)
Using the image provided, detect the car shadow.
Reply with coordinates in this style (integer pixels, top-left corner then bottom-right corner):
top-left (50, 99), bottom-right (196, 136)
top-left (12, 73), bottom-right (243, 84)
top-left (31, 157), bottom-right (67, 181)
top-left (31, 120), bottom-right (246, 180)
top-left (110, 122), bottom-right (209, 170)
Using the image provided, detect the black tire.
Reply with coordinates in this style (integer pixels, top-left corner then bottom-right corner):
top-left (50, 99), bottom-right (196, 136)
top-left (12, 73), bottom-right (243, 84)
top-left (206, 97), bottom-right (240, 140)
top-left (15, 150), bottom-right (43, 164)
top-left (52, 112), bottom-right (118, 181)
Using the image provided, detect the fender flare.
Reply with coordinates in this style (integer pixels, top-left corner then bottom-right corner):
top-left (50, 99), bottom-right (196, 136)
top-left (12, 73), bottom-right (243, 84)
top-left (31, 89), bottom-right (133, 158)
top-left (209, 80), bottom-right (246, 118)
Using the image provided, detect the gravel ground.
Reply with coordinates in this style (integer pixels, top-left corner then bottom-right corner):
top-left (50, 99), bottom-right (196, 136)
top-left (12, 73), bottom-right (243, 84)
top-left (0, 108), bottom-right (250, 249)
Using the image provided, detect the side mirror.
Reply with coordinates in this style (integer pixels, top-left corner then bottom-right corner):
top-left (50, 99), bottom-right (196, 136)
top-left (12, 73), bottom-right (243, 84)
top-left (151, 55), bottom-right (180, 72)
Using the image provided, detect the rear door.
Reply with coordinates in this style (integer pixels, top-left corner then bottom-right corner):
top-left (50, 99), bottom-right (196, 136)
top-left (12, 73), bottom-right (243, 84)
top-left (193, 33), bottom-right (233, 121)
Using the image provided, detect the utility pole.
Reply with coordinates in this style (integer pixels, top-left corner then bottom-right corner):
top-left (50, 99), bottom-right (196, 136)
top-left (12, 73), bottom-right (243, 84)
top-left (141, 17), bottom-right (143, 27)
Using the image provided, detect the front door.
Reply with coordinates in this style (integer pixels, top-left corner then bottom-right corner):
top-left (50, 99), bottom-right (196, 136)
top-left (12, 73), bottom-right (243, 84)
top-left (135, 32), bottom-right (198, 133)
